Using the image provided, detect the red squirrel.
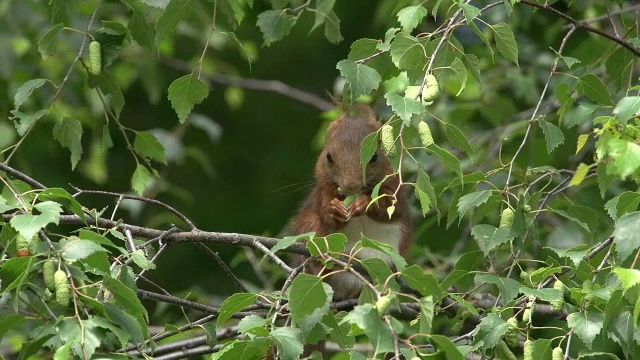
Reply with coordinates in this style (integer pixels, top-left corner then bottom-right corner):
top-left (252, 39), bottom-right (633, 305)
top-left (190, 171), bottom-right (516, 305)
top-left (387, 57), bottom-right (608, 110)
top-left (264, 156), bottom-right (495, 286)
top-left (292, 105), bottom-right (413, 300)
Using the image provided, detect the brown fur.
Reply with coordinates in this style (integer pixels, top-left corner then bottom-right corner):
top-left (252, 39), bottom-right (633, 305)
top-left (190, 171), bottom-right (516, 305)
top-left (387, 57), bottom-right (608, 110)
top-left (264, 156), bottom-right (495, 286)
top-left (292, 105), bottom-right (413, 300)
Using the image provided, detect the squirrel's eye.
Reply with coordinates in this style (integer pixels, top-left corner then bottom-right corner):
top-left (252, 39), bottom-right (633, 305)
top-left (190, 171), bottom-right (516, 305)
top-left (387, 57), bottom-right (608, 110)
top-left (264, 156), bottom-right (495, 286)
top-left (370, 153), bottom-right (378, 163)
top-left (326, 153), bottom-right (333, 164)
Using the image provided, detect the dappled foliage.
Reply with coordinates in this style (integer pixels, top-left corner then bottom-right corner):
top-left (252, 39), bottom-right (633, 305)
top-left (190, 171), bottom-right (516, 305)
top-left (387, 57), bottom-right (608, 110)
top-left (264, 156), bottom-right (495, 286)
top-left (1, 0), bottom-right (640, 359)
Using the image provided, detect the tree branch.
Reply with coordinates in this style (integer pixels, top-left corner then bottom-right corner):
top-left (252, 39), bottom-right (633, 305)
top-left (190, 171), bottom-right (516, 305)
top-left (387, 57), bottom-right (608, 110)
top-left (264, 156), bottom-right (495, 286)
top-left (159, 57), bottom-right (334, 112)
top-left (520, 0), bottom-right (640, 57)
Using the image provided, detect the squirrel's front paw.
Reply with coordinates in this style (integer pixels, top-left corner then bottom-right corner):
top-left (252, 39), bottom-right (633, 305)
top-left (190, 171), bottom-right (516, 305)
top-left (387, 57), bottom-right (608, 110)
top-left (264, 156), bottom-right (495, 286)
top-left (328, 198), bottom-right (350, 224)
top-left (349, 194), bottom-right (371, 218)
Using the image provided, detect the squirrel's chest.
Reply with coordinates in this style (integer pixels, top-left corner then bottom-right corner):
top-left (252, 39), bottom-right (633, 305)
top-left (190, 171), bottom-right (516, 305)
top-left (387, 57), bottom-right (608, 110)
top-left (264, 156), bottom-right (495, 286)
top-left (340, 216), bottom-right (404, 263)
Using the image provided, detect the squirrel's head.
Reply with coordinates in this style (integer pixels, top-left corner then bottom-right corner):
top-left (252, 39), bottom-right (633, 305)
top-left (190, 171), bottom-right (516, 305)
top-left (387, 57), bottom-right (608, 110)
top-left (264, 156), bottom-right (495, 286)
top-left (317, 105), bottom-right (392, 196)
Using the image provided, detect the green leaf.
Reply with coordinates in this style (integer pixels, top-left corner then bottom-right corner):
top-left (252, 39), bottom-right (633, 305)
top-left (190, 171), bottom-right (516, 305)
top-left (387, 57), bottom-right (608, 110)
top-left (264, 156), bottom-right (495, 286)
top-left (491, 23), bottom-right (518, 65)
top-left (155, 0), bottom-right (192, 43)
top-left (360, 236), bottom-right (407, 270)
top-left (13, 79), bottom-right (47, 110)
top-left (307, 233), bottom-right (346, 256)
top-left (579, 74), bottom-right (614, 106)
top-left (539, 120), bottom-right (564, 154)
top-left (219, 0), bottom-right (250, 29)
top-left (269, 327), bottom-right (304, 360)
top-left (567, 311), bottom-right (604, 349)
top-left (605, 192), bottom-right (640, 220)
top-left (606, 139), bottom-right (640, 179)
top-left (384, 92), bottom-right (424, 125)
top-left (457, 190), bottom-right (492, 220)
top-left (361, 258), bottom-right (398, 290)
top-left (311, 0), bottom-right (334, 31)
top-left (39, 188), bottom-right (84, 218)
top-left (546, 244), bottom-right (589, 266)
top-left (10, 109), bottom-right (48, 136)
top-left (104, 303), bottom-right (145, 344)
top-left (256, 10), bottom-right (296, 45)
top-left (123, 0), bottom-right (154, 48)
top-left (348, 38), bottom-right (379, 61)
top-left (419, 296), bottom-right (434, 334)
top-left (460, 3), bottom-right (480, 24)
top-left (396, 5), bottom-right (428, 33)
top-left (88, 71), bottom-right (125, 118)
top-left (131, 164), bottom-right (151, 196)
top-left (390, 33), bottom-right (426, 70)
top-left (612, 96), bottom-right (640, 126)
top-left (475, 273), bottom-right (520, 304)
top-left (211, 340), bottom-right (267, 360)
top-left (86, 316), bottom-right (130, 349)
top-left (0, 196), bottom-right (18, 214)
top-left (359, 131), bottom-right (379, 181)
top-left (289, 274), bottom-right (332, 334)
top-left (0, 257), bottom-right (31, 292)
top-left (322, 10), bottom-right (342, 44)
top-left (563, 103), bottom-right (601, 128)
top-left (606, 47), bottom-right (634, 90)
top-left (613, 211), bottom-right (640, 261)
top-left (238, 315), bottom-right (269, 337)
top-left (473, 313), bottom-right (509, 349)
top-left (38, 23), bottom-right (64, 59)
top-left (401, 264), bottom-right (443, 300)
top-left (59, 237), bottom-right (108, 262)
top-left (549, 208), bottom-right (590, 232)
top-left (471, 224), bottom-right (515, 255)
top-left (428, 334), bottom-right (464, 359)
top-left (53, 117), bottom-right (83, 170)
top-left (613, 268), bottom-right (640, 292)
top-left (273, 232), bottom-right (313, 253)
top-left (134, 131), bottom-right (166, 164)
top-left (10, 201), bottom-right (62, 240)
top-left (569, 163), bottom-right (591, 187)
top-left (167, 74), bottom-right (209, 123)
top-left (103, 276), bottom-right (148, 321)
top-left (443, 123), bottom-right (473, 157)
top-left (415, 166), bottom-right (438, 219)
top-left (130, 249), bottom-right (156, 270)
top-left (341, 304), bottom-right (394, 353)
top-left (426, 144), bottom-right (463, 180)
top-left (217, 293), bottom-right (257, 327)
top-left (336, 60), bottom-right (381, 102)
top-left (446, 57), bottom-right (468, 96)
top-left (519, 287), bottom-right (563, 304)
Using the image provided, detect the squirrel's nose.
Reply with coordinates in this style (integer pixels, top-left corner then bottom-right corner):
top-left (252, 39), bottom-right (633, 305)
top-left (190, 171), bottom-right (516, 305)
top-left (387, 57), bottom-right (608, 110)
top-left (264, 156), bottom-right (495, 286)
top-left (338, 182), bottom-right (365, 195)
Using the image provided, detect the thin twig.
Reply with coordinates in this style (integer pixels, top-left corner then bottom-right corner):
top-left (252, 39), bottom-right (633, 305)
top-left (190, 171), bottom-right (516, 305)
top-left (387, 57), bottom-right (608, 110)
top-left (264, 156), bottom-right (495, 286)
top-left (159, 57), bottom-right (334, 111)
top-left (504, 26), bottom-right (576, 190)
top-left (71, 186), bottom-right (197, 230)
top-left (195, 243), bottom-right (249, 292)
top-left (520, 0), bottom-right (640, 57)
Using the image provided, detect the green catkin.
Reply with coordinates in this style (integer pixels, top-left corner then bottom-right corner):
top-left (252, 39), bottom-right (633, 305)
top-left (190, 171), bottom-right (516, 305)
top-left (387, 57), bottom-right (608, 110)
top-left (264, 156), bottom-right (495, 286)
top-left (496, 340), bottom-right (517, 360)
top-left (423, 74), bottom-right (440, 101)
top-left (523, 339), bottom-right (534, 360)
top-left (16, 234), bottom-right (30, 256)
top-left (376, 295), bottom-right (392, 315)
top-left (553, 280), bottom-right (565, 311)
top-left (380, 124), bottom-right (396, 157)
top-left (499, 208), bottom-right (515, 228)
top-left (505, 317), bottom-right (519, 348)
top-left (418, 121), bottom-right (434, 148)
top-left (54, 270), bottom-right (70, 307)
top-left (523, 296), bottom-right (535, 323)
top-left (43, 260), bottom-right (56, 291)
top-left (552, 346), bottom-right (564, 360)
top-left (89, 41), bottom-right (102, 75)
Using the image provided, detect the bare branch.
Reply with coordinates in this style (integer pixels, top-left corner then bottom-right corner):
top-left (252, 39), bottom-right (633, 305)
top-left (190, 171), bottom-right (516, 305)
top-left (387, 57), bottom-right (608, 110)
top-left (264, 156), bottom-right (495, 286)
top-left (160, 57), bottom-right (334, 112)
top-left (520, 0), bottom-right (640, 57)
top-left (71, 186), bottom-right (197, 230)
